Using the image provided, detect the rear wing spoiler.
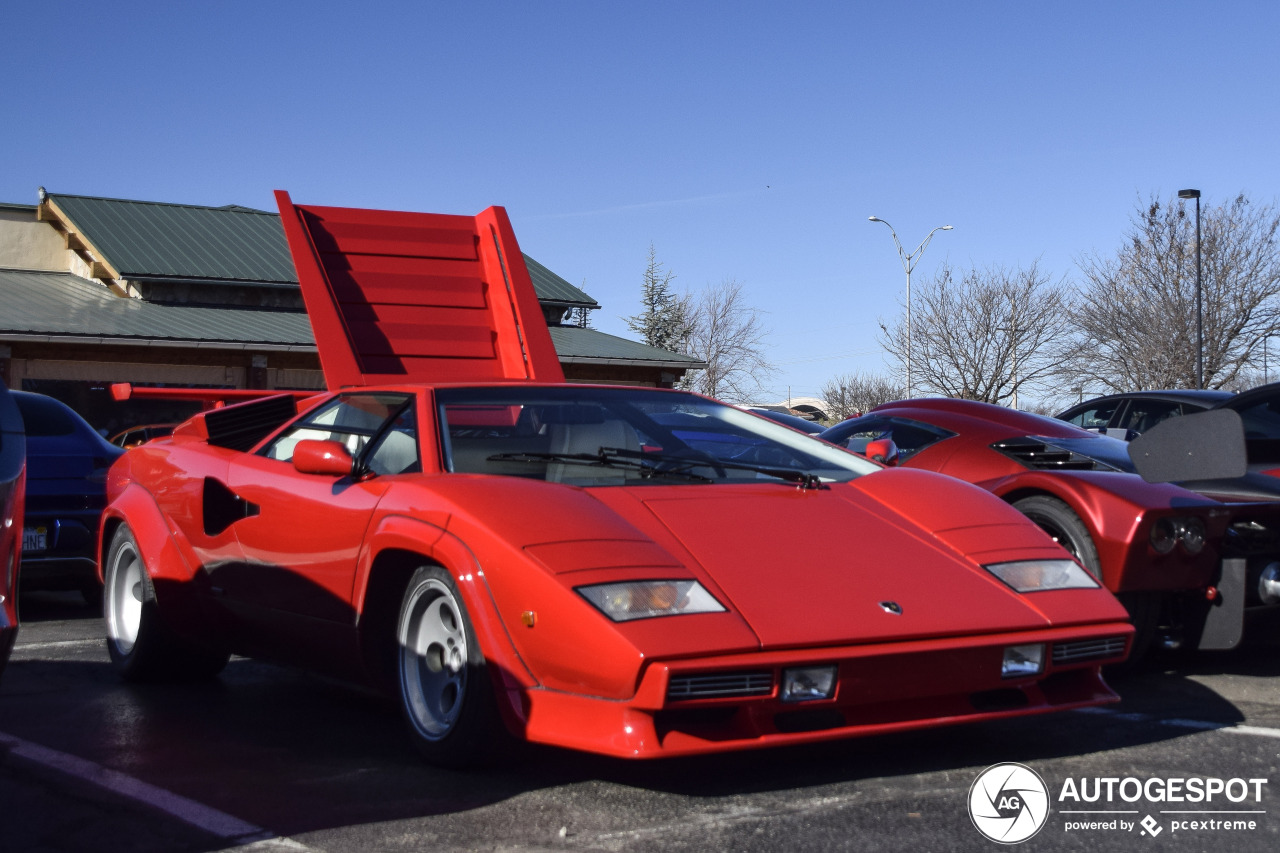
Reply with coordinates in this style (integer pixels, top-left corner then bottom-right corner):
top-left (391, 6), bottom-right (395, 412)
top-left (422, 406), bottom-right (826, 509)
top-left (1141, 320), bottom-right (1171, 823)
top-left (110, 383), bottom-right (323, 408)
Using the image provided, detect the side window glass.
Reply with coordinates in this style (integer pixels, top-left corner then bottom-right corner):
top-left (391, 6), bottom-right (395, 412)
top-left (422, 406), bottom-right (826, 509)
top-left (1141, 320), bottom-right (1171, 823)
top-left (1237, 400), bottom-right (1280, 439)
top-left (365, 405), bottom-right (420, 475)
top-left (829, 416), bottom-right (953, 459)
top-left (264, 393), bottom-right (414, 465)
top-left (1066, 401), bottom-right (1119, 430)
top-left (1123, 400), bottom-right (1180, 434)
top-left (830, 418), bottom-right (896, 453)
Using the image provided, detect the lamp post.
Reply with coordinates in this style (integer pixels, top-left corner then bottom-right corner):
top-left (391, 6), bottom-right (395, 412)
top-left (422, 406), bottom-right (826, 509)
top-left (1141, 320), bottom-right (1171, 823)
top-left (868, 217), bottom-right (953, 398)
top-left (1178, 189), bottom-right (1203, 389)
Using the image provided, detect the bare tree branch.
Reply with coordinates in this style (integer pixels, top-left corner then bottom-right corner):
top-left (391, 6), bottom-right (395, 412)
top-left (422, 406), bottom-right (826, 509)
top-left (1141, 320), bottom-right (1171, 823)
top-left (819, 371), bottom-right (904, 420)
top-left (878, 261), bottom-right (1075, 404)
top-left (1072, 192), bottom-right (1280, 391)
top-left (682, 279), bottom-right (775, 403)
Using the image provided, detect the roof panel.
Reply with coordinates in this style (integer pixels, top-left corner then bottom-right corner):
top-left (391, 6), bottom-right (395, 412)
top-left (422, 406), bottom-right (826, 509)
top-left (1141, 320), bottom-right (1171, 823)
top-left (43, 194), bottom-right (599, 310)
top-left (0, 269), bottom-right (313, 347)
top-left (547, 326), bottom-right (704, 366)
top-left (0, 269), bottom-right (703, 370)
top-left (49, 194), bottom-right (300, 284)
top-left (524, 255), bottom-right (599, 308)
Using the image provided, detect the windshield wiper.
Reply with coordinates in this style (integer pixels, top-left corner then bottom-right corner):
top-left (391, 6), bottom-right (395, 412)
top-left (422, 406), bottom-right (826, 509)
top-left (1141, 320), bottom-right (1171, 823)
top-left (487, 448), bottom-right (825, 489)
top-left (485, 450), bottom-right (713, 482)
top-left (604, 447), bottom-right (826, 490)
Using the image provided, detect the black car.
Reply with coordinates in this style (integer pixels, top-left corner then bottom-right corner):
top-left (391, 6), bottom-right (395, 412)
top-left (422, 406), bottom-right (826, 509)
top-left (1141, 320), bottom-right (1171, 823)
top-left (1213, 381), bottom-right (1280, 472)
top-left (13, 392), bottom-right (123, 602)
top-left (1056, 390), bottom-right (1233, 440)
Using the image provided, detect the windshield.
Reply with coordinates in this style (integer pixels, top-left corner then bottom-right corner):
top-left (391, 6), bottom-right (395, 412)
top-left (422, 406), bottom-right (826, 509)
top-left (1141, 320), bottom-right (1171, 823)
top-left (436, 386), bottom-right (877, 486)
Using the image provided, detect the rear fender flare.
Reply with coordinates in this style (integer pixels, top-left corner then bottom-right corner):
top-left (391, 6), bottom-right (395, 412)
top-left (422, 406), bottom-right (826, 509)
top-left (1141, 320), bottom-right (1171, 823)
top-left (99, 484), bottom-right (199, 586)
top-left (99, 484), bottom-right (215, 640)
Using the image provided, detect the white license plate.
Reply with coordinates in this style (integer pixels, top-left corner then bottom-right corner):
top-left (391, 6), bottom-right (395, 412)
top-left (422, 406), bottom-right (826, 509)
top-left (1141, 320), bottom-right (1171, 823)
top-left (22, 527), bottom-right (47, 553)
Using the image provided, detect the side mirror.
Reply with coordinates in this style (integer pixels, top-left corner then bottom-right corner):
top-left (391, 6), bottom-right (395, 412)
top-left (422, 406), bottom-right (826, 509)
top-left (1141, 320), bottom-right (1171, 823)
top-left (864, 437), bottom-right (900, 466)
top-left (292, 440), bottom-right (354, 476)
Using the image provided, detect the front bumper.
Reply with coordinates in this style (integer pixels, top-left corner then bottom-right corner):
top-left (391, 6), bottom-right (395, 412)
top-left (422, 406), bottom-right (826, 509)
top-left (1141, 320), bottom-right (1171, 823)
top-left (512, 622), bottom-right (1133, 758)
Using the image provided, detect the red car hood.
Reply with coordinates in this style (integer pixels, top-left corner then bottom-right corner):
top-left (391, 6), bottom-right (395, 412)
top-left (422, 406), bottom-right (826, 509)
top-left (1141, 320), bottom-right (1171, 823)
top-left (633, 497), bottom-right (1036, 647)
top-left (591, 469), bottom-right (1096, 649)
top-left (428, 469), bottom-right (1123, 651)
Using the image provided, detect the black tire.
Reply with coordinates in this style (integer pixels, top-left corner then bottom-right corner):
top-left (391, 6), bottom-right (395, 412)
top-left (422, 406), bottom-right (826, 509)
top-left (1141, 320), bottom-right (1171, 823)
top-left (1012, 495), bottom-right (1103, 578)
top-left (1115, 591), bottom-right (1162, 665)
top-left (103, 525), bottom-right (229, 682)
top-left (396, 566), bottom-right (508, 768)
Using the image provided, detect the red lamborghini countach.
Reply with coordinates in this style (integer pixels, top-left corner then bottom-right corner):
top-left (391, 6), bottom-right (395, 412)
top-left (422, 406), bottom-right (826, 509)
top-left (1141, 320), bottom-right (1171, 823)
top-left (97, 194), bottom-right (1132, 766)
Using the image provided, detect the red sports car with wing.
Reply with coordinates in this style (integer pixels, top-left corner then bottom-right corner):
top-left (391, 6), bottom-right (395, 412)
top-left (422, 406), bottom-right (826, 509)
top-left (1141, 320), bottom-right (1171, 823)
top-left (822, 399), bottom-right (1280, 659)
top-left (98, 194), bottom-right (1132, 766)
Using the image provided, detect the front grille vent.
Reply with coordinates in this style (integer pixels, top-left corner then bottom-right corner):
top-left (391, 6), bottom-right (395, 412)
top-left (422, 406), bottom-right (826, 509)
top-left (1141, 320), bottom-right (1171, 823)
top-left (667, 670), bottom-right (773, 701)
top-left (991, 437), bottom-right (1103, 471)
top-left (1052, 636), bottom-right (1127, 664)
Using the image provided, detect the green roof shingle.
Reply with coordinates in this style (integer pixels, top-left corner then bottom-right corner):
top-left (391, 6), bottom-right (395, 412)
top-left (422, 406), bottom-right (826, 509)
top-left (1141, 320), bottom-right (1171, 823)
top-left (50, 194), bottom-right (296, 284)
top-left (0, 269), bottom-right (705, 368)
top-left (0, 269), bottom-right (314, 349)
top-left (46, 193), bottom-right (600, 306)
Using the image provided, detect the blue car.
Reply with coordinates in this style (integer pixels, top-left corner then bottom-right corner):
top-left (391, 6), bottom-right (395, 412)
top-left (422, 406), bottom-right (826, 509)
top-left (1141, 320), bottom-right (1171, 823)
top-left (13, 392), bottom-right (123, 603)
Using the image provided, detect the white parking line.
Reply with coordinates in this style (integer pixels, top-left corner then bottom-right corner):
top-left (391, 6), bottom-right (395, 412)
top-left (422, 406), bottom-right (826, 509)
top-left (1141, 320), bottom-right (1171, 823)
top-left (1077, 707), bottom-right (1280, 739)
top-left (12, 638), bottom-right (102, 652)
top-left (0, 730), bottom-right (313, 850)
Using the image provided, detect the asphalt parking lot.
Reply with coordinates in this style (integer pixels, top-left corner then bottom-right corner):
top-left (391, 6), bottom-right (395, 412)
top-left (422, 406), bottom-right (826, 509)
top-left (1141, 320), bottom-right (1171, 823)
top-left (3, 592), bottom-right (1279, 853)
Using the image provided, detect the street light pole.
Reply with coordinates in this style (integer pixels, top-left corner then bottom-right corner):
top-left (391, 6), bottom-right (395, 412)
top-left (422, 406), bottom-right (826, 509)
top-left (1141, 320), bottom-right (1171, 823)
top-left (1178, 189), bottom-right (1203, 389)
top-left (868, 217), bottom-right (953, 398)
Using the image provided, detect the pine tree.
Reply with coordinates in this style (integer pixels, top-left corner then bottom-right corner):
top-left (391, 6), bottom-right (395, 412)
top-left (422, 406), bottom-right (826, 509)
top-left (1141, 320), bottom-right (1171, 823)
top-left (625, 244), bottom-right (692, 354)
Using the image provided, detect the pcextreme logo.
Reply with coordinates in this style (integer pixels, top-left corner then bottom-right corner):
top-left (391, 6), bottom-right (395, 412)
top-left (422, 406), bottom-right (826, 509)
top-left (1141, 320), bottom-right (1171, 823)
top-left (968, 763), bottom-right (1051, 844)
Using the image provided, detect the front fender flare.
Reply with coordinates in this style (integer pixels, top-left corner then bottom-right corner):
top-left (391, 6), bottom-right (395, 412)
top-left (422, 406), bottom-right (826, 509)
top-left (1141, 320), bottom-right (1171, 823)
top-left (357, 513), bottom-right (538, 728)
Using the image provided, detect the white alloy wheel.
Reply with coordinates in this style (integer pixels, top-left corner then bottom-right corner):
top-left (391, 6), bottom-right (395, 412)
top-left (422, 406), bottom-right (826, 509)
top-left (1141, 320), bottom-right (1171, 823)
top-left (106, 534), bottom-right (145, 655)
top-left (399, 577), bottom-right (469, 740)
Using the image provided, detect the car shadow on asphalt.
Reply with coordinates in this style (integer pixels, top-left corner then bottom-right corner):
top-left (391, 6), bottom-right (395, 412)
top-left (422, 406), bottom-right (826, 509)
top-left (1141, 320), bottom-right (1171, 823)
top-left (14, 589), bottom-right (102, 624)
top-left (6, 590), bottom-right (1277, 842)
top-left (4, 639), bottom-right (1270, 845)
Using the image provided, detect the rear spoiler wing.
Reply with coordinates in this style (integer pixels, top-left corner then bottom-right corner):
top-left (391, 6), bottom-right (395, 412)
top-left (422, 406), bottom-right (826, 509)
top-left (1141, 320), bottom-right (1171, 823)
top-left (110, 383), bottom-right (323, 409)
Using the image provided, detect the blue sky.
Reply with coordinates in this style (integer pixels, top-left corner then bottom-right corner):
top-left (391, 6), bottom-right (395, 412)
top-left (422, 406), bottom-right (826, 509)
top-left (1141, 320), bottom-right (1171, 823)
top-left (3, 2), bottom-right (1277, 404)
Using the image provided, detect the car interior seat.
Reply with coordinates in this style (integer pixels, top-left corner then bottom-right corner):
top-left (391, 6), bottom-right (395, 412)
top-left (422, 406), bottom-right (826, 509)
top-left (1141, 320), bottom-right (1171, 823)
top-left (545, 420), bottom-right (640, 484)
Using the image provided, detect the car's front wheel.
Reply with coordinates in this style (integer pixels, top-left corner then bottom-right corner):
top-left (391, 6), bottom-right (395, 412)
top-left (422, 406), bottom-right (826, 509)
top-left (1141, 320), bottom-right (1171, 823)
top-left (103, 524), bottom-right (228, 682)
top-left (1012, 495), bottom-right (1102, 577)
top-left (396, 566), bottom-right (508, 767)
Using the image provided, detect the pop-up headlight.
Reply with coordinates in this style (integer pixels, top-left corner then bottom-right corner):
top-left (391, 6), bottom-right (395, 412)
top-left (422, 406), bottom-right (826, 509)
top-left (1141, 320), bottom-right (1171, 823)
top-left (985, 559), bottom-right (1098, 592)
top-left (576, 580), bottom-right (725, 622)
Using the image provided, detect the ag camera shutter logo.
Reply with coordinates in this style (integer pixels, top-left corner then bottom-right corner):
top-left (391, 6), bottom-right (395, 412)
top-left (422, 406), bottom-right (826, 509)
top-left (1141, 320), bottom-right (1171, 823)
top-left (969, 763), bottom-right (1051, 843)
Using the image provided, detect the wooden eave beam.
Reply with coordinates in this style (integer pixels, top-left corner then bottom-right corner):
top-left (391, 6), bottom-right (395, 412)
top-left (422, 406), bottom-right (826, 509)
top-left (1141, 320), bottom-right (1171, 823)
top-left (38, 197), bottom-right (125, 288)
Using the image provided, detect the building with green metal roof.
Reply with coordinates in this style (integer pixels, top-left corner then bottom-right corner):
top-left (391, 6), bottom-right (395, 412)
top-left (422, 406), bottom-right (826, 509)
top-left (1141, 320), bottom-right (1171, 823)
top-left (0, 191), bottom-right (702, 430)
